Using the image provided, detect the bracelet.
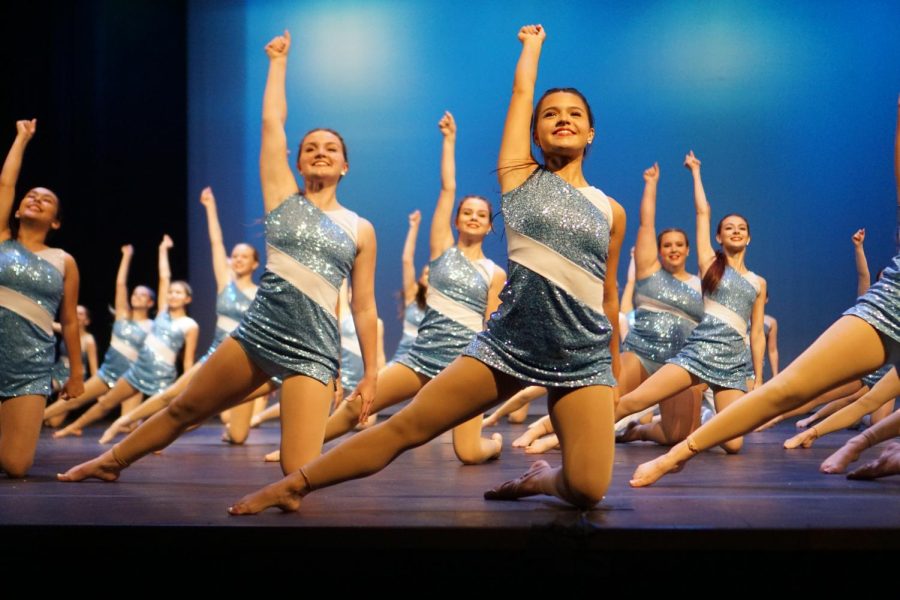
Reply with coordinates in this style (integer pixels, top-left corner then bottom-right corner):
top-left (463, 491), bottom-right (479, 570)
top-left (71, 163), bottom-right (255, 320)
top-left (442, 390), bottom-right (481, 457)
top-left (111, 444), bottom-right (130, 468)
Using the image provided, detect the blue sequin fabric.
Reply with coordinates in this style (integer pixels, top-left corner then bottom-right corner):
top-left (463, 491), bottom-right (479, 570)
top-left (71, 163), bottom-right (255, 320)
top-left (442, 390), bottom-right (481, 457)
top-left (861, 363), bottom-right (893, 388)
top-left (0, 240), bottom-right (64, 397)
top-left (465, 168), bottom-right (616, 387)
top-left (399, 247), bottom-right (492, 378)
top-left (200, 281), bottom-right (255, 362)
top-left (623, 269), bottom-right (703, 363)
top-left (669, 266), bottom-right (760, 391)
top-left (845, 253), bottom-right (900, 346)
top-left (96, 318), bottom-right (153, 386)
top-left (339, 315), bottom-right (364, 392)
top-left (124, 311), bottom-right (197, 395)
top-left (233, 195), bottom-right (357, 384)
top-left (388, 301), bottom-right (425, 364)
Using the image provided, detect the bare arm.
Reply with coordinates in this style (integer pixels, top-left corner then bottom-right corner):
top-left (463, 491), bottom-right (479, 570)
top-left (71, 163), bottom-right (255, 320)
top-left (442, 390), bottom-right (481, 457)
top-left (430, 112), bottom-right (457, 259)
top-left (347, 219), bottom-right (379, 423)
top-left (260, 31), bottom-right (300, 213)
top-left (766, 317), bottom-right (779, 377)
top-left (85, 334), bottom-right (99, 376)
top-left (684, 151), bottom-right (715, 275)
top-left (200, 187), bottom-right (231, 291)
top-left (748, 277), bottom-right (767, 388)
top-left (852, 228), bottom-right (870, 296)
top-left (401, 210), bottom-right (421, 304)
top-left (483, 267), bottom-right (507, 326)
top-left (114, 244), bottom-right (134, 319)
top-left (58, 254), bottom-right (84, 400)
top-left (634, 163), bottom-right (662, 279)
top-left (181, 325), bottom-right (198, 372)
top-left (157, 235), bottom-right (173, 313)
top-left (376, 319), bottom-right (386, 370)
top-left (0, 120), bottom-right (36, 242)
top-left (605, 199), bottom-right (627, 380)
top-left (620, 248), bottom-right (636, 314)
top-left (497, 25), bottom-right (545, 194)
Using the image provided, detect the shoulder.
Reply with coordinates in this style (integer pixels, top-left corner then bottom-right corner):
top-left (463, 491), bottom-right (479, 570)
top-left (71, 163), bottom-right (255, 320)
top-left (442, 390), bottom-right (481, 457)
top-left (355, 217), bottom-right (376, 251)
top-left (490, 264), bottom-right (507, 285)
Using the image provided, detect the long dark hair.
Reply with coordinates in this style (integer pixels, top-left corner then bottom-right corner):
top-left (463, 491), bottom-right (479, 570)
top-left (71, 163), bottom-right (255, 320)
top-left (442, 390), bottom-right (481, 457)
top-left (701, 214), bottom-right (749, 294)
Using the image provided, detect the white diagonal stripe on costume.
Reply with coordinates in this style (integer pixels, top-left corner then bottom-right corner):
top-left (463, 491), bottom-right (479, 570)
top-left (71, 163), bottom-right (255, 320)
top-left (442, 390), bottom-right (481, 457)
top-left (634, 293), bottom-right (702, 325)
top-left (704, 299), bottom-right (749, 344)
top-left (110, 336), bottom-right (139, 361)
top-left (266, 244), bottom-right (339, 317)
top-left (426, 288), bottom-right (483, 332)
top-left (216, 315), bottom-right (241, 333)
top-left (0, 285), bottom-right (54, 336)
top-left (145, 334), bottom-right (177, 365)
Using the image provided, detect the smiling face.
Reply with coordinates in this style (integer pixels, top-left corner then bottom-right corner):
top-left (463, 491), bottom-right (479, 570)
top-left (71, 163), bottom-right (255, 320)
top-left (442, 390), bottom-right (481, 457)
top-left (131, 286), bottom-right (155, 311)
top-left (76, 305), bottom-right (90, 328)
top-left (658, 230), bottom-right (690, 272)
top-left (296, 129), bottom-right (348, 182)
top-left (455, 196), bottom-right (492, 240)
top-left (716, 214), bottom-right (751, 252)
top-left (167, 281), bottom-right (192, 310)
top-left (230, 243), bottom-right (259, 278)
top-left (16, 187), bottom-right (61, 230)
top-left (532, 90), bottom-right (595, 159)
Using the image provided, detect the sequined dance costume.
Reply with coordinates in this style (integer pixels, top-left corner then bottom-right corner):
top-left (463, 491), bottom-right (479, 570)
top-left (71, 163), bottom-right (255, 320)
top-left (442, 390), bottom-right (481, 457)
top-left (668, 266), bottom-right (761, 391)
top-left (0, 240), bottom-right (65, 397)
top-left (623, 269), bottom-right (703, 375)
top-left (96, 318), bottom-right (153, 387)
top-left (123, 311), bottom-right (198, 395)
top-left (399, 247), bottom-right (495, 379)
top-left (200, 281), bottom-right (257, 362)
top-left (339, 315), bottom-right (364, 392)
top-left (233, 195), bottom-right (358, 384)
top-left (845, 252), bottom-right (900, 366)
top-left (50, 338), bottom-right (90, 388)
top-left (862, 364), bottom-right (893, 388)
top-left (466, 168), bottom-right (616, 387)
top-left (388, 301), bottom-right (425, 365)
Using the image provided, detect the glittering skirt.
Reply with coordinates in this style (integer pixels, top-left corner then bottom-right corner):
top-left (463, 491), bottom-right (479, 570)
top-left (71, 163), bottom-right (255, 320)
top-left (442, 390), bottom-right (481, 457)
top-left (399, 308), bottom-right (477, 379)
top-left (465, 265), bottom-right (615, 388)
top-left (623, 312), bottom-right (695, 364)
top-left (0, 308), bottom-right (55, 398)
top-left (96, 348), bottom-right (133, 387)
top-left (862, 364), bottom-right (893, 388)
top-left (124, 348), bottom-right (177, 396)
top-left (668, 316), bottom-right (750, 392)
top-left (232, 271), bottom-right (337, 385)
top-left (388, 332), bottom-right (416, 365)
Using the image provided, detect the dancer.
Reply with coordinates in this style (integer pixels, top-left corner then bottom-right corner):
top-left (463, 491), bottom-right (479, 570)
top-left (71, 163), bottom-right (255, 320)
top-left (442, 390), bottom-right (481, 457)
top-left (60, 29), bottom-right (378, 479)
top-left (613, 151), bottom-right (765, 454)
top-left (630, 96), bottom-right (900, 486)
top-left (388, 210), bottom-right (427, 365)
top-left (53, 235), bottom-right (198, 438)
top-left (50, 306), bottom-right (98, 394)
top-left (227, 24), bottom-right (626, 514)
top-left (318, 110), bottom-right (506, 465)
top-left (0, 119), bottom-right (83, 477)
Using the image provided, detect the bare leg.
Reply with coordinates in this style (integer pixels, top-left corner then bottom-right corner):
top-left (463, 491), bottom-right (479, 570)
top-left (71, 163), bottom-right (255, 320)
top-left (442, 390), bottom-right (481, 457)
top-left (822, 411), bottom-right (900, 473)
top-left (99, 393), bottom-right (167, 444)
top-left (870, 398), bottom-right (895, 424)
top-left (43, 376), bottom-right (110, 422)
top-left (713, 388), bottom-right (746, 454)
top-left (54, 378), bottom-right (143, 439)
top-left (631, 316), bottom-right (890, 487)
top-left (452, 414), bottom-right (503, 465)
top-left (484, 386), bottom-right (545, 427)
top-left (485, 385), bottom-right (616, 509)
top-left (847, 441), bottom-right (900, 480)
top-left (222, 381), bottom-right (279, 445)
top-left (58, 338), bottom-right (268, 482)
top-left (278, 376), bottom-right (332, 474)
top-left (619, 386), bottom-right (701, 445)
top-left (512, 415), bottom-right (553, 447)
top-left (525, 433), bottom-right (559, 453)
top-left (228, 357), bottom-right (521, 514)
top-left (615, 364), bottom-right (697, 421)
top-left (0, 395), bottom-right (46, 478)
top-left (324, 362), bottom-right (427, 443)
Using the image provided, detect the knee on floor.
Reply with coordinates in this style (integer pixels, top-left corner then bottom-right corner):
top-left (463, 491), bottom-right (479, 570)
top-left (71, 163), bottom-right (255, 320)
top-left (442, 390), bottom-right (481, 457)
top-left (564, 470), bottom-right (609, 509)
top-left (1, 456), bottom-right (34, 479)
top-left (721, 437), bottom-right (744, 454)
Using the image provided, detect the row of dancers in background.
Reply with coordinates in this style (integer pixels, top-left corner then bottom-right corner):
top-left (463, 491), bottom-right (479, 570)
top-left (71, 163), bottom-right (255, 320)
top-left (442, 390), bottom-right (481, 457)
top-left (1, 25), bottom-right (897, 513)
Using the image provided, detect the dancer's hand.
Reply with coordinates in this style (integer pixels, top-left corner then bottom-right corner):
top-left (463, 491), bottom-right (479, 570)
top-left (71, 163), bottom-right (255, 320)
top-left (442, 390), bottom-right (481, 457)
top-left (518, 24), bottom-right (545, 44)
top-left (160, 234), bottom-right (174, 250)
top-left (59, 375), bottom-right (84, 401)
top-left (16, 119), bottom-right (36, 142)
top-left (643, 162), bottom-right (660, 184)
top-left (408, 210), bottom-right (421, 227)
top-left (199, 186), bottom-right (216, 207)
top-left (851, 228), bottom-right (866, 248)
top-left (438, 111), bottom-right (456, 139)
top-left (265, 30), bottom-right (291, 60)
top-left (121, 244), bottom-right (134, 258)
top-left (684, 150), bottom-right (701, 173)
top-left (349, 374), bottom-right (377, 425)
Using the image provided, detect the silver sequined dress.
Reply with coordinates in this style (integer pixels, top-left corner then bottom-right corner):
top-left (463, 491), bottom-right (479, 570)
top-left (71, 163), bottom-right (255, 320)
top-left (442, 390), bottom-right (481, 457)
top-left (669, 265), bottom-right (761, 391)
top-left (845, 252), bottom-right (900, 367)
top-left (399, 247), bottom-right (495, 379)
top-left (96, 318), bottom-right (153, 386)
top-left (124, 311), bottom-right (198, 395)
top-left (388, 301), bottom-right (425, 365)
top-left (232, 195), bottom-right (358, 384)
top-left (339, 315), bottom-right (364, 392)
top-left (200, 281), bottom-right (256, 362)
top-left (465, 168), bottom-right (617, 387)
top-left (0, 240), bottom-right (65, 397)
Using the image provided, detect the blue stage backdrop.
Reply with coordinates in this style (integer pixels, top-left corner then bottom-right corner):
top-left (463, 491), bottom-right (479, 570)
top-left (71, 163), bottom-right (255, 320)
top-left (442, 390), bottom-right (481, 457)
top-left (187, 0), bottom-right (900, 370)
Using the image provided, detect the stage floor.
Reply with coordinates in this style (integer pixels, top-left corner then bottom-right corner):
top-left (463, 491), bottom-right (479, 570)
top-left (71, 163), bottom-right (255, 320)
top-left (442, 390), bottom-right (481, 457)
top-left (3, 414), bottom-right (898, 582)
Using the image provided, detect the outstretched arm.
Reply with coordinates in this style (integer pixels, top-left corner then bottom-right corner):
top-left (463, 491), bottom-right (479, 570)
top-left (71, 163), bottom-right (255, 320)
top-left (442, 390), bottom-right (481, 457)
top-left (0, 119), bottom-right (37, 242)
top-left (766, 317), bottom-right (780, 377)
top-left (497, 25), bottom-right (545, 193)
top-left (620, 247), bottom-right (636, 314)
top-left (684, 151), bottom-right (715, 275)
top-left (260, 31), bottom-right (300, 213)
top-left (430, 112), bottom-right (457, 259)
top-left (157, 235), bottom-right (173, 313)
top-left (634, 164), bottom-right (662, 279)
top-left (200, 187), bottom-right (231, 291)
top-left (347, 219), bottom-right (379, 424)
top-left (852, 228), bottom-right (870, 296)
top-left (401, 210), bottom-right (421, 304)
top-left (114, 245), bottom-right (134, 320)
top-left (58, 255), bottom-right (84, 400)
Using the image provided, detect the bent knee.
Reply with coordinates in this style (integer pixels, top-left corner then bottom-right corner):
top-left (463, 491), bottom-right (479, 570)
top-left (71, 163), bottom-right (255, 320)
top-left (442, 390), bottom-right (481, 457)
top-left (721, 436), bottom-right (744, 454)
top-left (2, 457), bottom-right (34, 479)
top-left (167, 397), bottom-right (202, 426)
top-left (564, 471), bottom-right (610, 509)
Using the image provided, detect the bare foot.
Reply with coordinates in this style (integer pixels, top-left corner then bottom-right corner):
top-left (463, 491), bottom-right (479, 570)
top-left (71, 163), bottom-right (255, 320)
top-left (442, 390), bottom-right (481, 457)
top-left (228, 471), bottom-right (308, 515)
top-left (57, 451), bottom-right (123, 482)
top-left (483, 412), bottom-right (500, 427)
top-left (796, 415), bottom-right (816, 429)
top-left (615, 420), bottom-right (641, 444)
top-left (484, 460), bottom-right (552, 500)
top-left (99, 419), bottom-right (129, 444)
top-left (820, 435), bottom-right (868, 474)
top-left (512, 420), bottom-right (550, 448)
top-left (525, 434), bottom-right (559, 454)
top-left (784, 429), bottom-right (817, 449)
top-left (53, 426), bottom-right (82, 439)
top-left (847, 442), bottom-right (900, 480)
top-left (264, 449), bottom-right (280, 463)
top-left (629, 451), bottom-right (685, 488)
